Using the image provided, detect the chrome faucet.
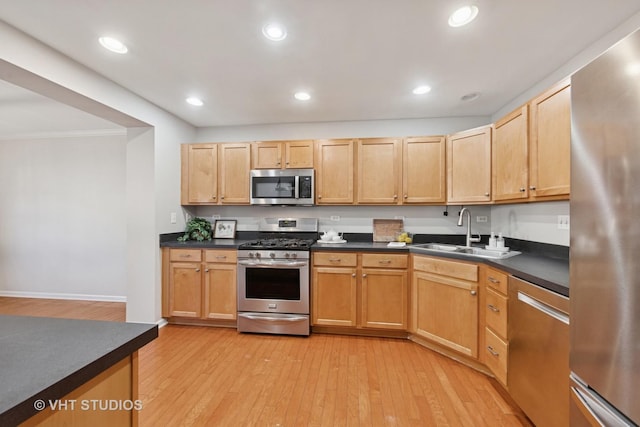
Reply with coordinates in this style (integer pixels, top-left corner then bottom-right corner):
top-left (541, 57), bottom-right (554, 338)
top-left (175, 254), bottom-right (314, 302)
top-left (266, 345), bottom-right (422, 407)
top-left (457, 207), bottom-right (481, 248)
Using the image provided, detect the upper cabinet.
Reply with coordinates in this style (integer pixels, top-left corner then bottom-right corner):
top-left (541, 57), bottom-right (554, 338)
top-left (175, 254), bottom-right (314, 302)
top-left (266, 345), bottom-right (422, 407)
top-left (403, 136), bottom-right (446, 204)
top-left (181, 143), bottom-right (251, 205)
top-left (356, 138), bottom-right (402, 204)
top-left (181, 144), bottom-right (218, 204)
top-left (251, 140), bottom-right (314, 169)
top-left (315, 139), bottom-right (355, 204)
top-left (529, 78), bottom-right (571, 200)
top-left (492, 105), bottom-right (529, 202)
top-left (446, 126), bottom-right (492, 204)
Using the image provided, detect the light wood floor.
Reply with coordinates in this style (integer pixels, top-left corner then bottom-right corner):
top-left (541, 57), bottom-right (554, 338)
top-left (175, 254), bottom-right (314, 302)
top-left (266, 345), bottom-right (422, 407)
top-left (0, 298), bottom-right (531, 426)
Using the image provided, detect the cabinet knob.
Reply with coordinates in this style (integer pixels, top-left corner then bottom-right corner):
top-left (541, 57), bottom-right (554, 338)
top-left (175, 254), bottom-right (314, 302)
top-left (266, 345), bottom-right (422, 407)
top-left (520, 187), bottom-right (526, 192)
top-left (530, 186), bottom-right (536, 190)
top-left (484, 192), bottom-right (490, 197)
top-left (205, 269), bottom-right (210, 272)
top-left (393, 195), bottom-right (398, 199)
top-left (352, 273), bottom-right (356, 278)
top-left (470, 290), bottom-right (477, 296)
top-left (286, 162), bottom-right (290, 165)
top-left (404, 194), bottom-right (408, 199)
top-left (221, 196), bottom-right (225, 200)
top-left (195, 268), bottom-right (200, 272)
top-left (318, 195), bottom-right (322, 199)
top-left (362, 273), bottom-right (368, 278)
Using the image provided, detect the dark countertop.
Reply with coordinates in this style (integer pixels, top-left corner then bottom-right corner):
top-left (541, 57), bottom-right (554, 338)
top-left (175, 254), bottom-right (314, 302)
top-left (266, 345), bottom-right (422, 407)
top-left (0, 316), bottom-right (158, 426)
top-left (160, 233), bottom-right (569, 297)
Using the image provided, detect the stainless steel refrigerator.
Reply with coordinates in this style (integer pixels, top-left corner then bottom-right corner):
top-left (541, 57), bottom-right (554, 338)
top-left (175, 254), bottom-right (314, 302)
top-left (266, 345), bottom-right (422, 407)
top-left (570, 28), bottom-right (640, 426)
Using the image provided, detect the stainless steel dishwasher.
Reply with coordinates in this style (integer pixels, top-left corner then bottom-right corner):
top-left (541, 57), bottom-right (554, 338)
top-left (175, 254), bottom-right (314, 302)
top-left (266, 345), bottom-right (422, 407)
top-left (508, 276), bottom-right (570, 427)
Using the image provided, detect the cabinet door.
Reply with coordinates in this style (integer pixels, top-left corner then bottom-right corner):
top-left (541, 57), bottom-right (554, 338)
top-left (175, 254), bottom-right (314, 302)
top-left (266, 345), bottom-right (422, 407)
top-left (357, 138), bottom-right (402, 204)
top-left (412, 271), bottom-right (478, 357)
top-left (251, 141), bottom-right (282, 169)
top-left (169, 262), bottom-right (202, 318)
top-left (402, 136), bottom-right (446, 204)
top-left (529, 79), bottom-right (571, 199)
top-left (312, 267), bottom-right (357, 326)
top-left (181, 144), bottom-right (218, 204)
top-left (361, 268), bottom-right (407, 330)
top-left (219, 143), bottom-right (251, 204)
top-left (315, 139), bottom-right (355, 204)
top-left (203, 262), bottom-right (237, 320)
top-left (493, 105), bottom-right (529, 201)
top-left (284, 140), bottom-right (314, 168)
top-left (446, 126), bottom-right (492, 204)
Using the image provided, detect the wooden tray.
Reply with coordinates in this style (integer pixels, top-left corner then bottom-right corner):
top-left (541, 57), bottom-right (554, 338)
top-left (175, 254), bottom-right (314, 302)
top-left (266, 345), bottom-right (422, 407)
top-left (373, 219), bottom-right (404, 242)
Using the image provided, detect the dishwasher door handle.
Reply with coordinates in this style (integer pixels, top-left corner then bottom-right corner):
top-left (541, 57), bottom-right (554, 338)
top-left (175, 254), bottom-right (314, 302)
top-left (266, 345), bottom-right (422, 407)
top-left (518, 291), bottom-right (569, 325)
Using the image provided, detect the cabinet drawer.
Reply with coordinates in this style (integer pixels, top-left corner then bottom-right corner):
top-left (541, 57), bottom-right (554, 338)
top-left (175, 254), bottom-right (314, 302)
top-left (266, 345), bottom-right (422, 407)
top-left (412, 255), bottom-right (478, 282)
top-left (485, 327), bottom-right (508, 385)
top-left (486, 288), bottom-right (508, 338)
top-left (204, 249), bottom-right (237, 263)
top-left (313, 252), bottom-right (358, 267)
top-left (362, 253), bottom-right (408, 269)
top-left (170, 249), bottom-right (202, 262)
top-left (485, 267), bottom-right (508, 295)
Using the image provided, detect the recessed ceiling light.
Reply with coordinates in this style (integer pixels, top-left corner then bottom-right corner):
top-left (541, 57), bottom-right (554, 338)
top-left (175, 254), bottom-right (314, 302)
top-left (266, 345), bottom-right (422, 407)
top-left (98, 36), bottom-right (128, 54)
top-left (448, 5), bottom-right (479, 27)
top-left (294, 92), bottom-right (311, 101)
top-left (262, 23), bottom-right (287, 41)
top-left (186, 97), bottom-right (204, 106)
top-left (461, 92), bottom-right (481, 102)
top-left (412, 85), bottom-right (432, 95)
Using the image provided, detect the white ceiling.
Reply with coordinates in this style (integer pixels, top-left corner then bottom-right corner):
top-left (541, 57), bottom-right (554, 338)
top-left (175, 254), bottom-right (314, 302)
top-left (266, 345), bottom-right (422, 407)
top-left (1, 0), bottom-right (640, 130)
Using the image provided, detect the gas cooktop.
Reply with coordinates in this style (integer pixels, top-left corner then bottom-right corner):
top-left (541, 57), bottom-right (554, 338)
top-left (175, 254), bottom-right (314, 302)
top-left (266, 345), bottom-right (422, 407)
top-left (238, 238), bottom-right (315, 250)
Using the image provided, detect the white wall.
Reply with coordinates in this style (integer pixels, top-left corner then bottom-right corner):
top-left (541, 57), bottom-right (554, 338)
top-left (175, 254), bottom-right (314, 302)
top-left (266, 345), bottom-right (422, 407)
top-left (491, 201), bottom-right (569, 246)
top-left (0, 131), bottom-right (128, 300)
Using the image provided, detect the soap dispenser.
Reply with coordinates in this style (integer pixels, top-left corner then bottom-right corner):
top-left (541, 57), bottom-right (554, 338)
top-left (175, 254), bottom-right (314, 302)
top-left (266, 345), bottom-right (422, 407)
top-left (496, 232), bottom-right (505, 249)
top-left (488, 232), bottom-right (497, 248)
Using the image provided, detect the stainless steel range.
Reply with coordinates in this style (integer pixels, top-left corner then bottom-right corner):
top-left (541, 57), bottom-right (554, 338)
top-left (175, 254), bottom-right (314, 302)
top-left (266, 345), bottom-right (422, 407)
top-left (237, 218), bottom-right (317, 336)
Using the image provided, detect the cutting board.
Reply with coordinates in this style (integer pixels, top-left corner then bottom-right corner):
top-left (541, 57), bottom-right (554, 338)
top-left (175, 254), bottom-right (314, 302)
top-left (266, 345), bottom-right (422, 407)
top-left (373, 219), bottom-right (404, 242)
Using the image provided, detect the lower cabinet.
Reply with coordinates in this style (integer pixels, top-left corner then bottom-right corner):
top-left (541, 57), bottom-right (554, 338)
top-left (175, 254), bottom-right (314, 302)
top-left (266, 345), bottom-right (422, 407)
top-left (482, 266), bottom-right (510, 386)
top-left (163, 248), bottom-right (237, 322)
top-left (411, 255), bottom-right (479, 358)
top-left (312, 252), bottom-right (408, 331)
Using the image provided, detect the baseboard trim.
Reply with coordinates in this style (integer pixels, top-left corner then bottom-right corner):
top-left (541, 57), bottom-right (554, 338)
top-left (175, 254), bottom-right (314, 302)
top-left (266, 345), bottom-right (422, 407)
top-left (0, 290), bottom-right (126, 303)
top-left (157, 318), bottom-right (169, 328)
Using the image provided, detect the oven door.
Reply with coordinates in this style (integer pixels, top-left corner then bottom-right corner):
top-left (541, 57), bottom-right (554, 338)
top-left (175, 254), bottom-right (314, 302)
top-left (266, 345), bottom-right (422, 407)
top-left (237, 259), bottom-right (309, 314)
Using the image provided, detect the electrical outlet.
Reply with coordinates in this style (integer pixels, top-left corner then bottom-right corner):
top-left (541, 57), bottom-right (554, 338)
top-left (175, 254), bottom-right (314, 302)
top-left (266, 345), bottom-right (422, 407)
top-left (476, 216), bottom-right (488, 223)
top-left (185, 212), bottom-right (191, 222)
top-left (212, 214), bottom-right (221, 220)
top-left (170, 212), bottom-right (177, 224)
top-left (330, 215), bottom-right (340, 221)
top-left (557, 215), bottom-right (570, 230)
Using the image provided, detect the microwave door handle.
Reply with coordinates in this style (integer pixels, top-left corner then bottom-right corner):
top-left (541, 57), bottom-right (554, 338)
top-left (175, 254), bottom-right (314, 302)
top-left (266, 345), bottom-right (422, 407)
top-left (294, 176), bottom-right (300, 199)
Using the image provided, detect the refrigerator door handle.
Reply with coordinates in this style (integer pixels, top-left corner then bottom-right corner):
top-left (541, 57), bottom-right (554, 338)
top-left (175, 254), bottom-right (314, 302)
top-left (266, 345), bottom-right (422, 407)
top-left (570, 375), bottom-right (635, 427)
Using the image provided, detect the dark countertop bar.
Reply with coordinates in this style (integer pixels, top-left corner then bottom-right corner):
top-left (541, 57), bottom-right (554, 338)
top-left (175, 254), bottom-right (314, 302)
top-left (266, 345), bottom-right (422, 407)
top-left (0, 316), bottom-right (158, 426)
top-left (159, 232), bottom-right (569, 297)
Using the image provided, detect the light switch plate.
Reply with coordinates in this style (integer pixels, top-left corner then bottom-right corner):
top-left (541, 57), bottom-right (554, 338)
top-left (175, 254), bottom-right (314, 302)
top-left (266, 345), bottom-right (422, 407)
top-left (557, 215), bottom-right (570, 230)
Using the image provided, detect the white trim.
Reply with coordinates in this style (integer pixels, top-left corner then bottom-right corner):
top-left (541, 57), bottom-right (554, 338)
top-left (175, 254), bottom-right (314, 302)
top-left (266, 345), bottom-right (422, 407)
top-left (0, 290), bottom-right (126, 303)
top-left (0, 128), bottom-right (126, 141)
top-left (157, 318), bottom-right (169, 328)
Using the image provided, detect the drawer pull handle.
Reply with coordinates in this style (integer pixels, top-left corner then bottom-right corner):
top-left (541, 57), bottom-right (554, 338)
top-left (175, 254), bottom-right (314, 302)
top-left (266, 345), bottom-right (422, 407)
top-left (378, 259), bottom-right (392, 264)
top-left (488, 304), bottom-right (500, 312)
top-left (215, 255), bottom-right (227, 259)
top-left (488, 277), bottom-right (500, 284)
top-left (329, 258), bottom-right (341, 262)
top-left (179, 254), bottom-right (192, 258)
top-left (487, 346), bottom-right (499, 357)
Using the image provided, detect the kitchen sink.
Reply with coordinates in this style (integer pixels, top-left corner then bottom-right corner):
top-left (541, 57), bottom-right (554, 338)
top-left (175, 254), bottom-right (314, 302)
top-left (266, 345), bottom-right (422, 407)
top-left (411, 243), bottom-right (521, 259)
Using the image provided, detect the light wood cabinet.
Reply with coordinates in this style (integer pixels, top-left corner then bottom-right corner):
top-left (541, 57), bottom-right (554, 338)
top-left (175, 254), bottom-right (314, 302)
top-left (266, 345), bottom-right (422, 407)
top-left (315, 139), bottom-right (355, 204)
top-left (493, 105), bottom-right (529, 202)
top-left (446, 126), bottom-right (492, 204)
top-left (481, 266), bottom-right (509, 385)
top-left (356, 138), bottom-right (402, 204)
top-left (412, 255), bottom-right (479, 358)
top-left (163, 248), bottom-right (237, 322)
top-left (218, 143), bottom-right (251, 204)
top-left (312, 252), bottom-right (408, 331)
top-left (181, 142), bottom-right (251, 205)
top-left (402, 136), bottom-right (446, 204)
top-left (529, 78), bottom-right (571, 200)
top-left (251, 140), bottom-right (314, 169)
top-left (181, 144), bottom-right (218, 204)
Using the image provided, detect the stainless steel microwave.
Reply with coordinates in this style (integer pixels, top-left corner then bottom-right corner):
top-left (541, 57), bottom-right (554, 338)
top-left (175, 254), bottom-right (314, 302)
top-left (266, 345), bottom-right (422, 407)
top-left (250, 168), bottom-right (314, 205)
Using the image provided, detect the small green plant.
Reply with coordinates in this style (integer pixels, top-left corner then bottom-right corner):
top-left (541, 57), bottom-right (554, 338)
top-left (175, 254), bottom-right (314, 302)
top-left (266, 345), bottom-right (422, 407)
top-left (177, 217), bottom-right (213, 242)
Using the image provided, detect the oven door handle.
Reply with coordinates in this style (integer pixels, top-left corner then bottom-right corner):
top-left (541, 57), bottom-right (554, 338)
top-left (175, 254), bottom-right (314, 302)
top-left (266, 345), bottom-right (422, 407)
top-left (239, 313), bottom-right (308, 322)
top-left (238, 260), bottom-right (308, 267)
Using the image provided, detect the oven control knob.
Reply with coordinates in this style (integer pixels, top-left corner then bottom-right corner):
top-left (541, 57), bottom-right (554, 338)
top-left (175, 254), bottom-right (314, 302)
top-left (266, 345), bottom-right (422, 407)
top-left (269, 252), bottom-right (276, 259)
top-left (284, 253), bottom-right (290, 258)
top-left (291, 253), bottom-right (298, 259)
top-left (249, 252), bottom-right (255, 258)
top-left (255, 253), bottom-right (261, 259)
